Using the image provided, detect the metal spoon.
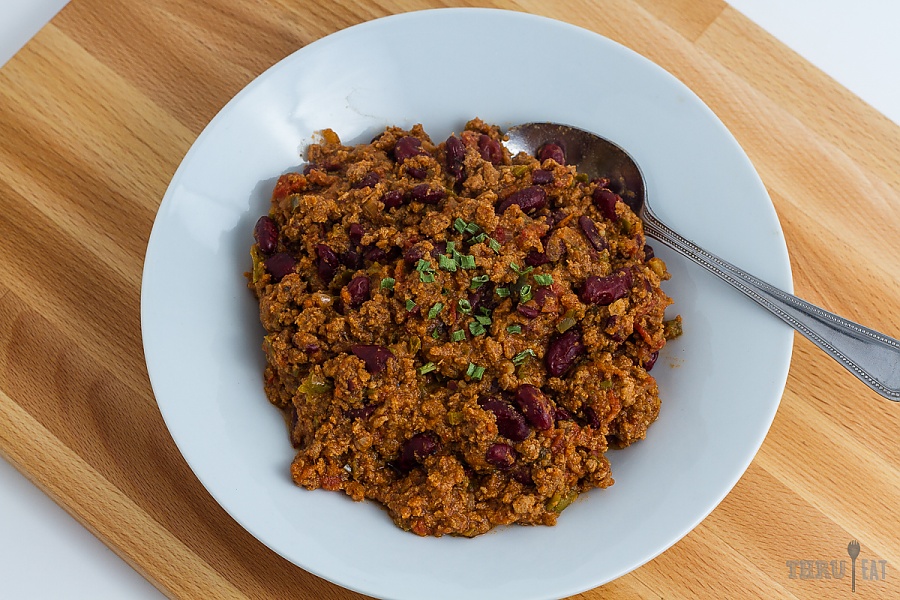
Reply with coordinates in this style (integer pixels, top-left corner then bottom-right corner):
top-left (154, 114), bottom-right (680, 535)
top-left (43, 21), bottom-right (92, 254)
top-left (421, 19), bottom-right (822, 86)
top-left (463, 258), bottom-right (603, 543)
top-left (504, 122), bottom-right (900, 401)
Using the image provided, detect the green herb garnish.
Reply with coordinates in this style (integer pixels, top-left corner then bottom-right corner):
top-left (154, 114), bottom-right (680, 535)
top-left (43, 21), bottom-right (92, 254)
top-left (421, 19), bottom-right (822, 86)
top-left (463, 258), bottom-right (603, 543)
top-left (453, 217), bottom-right (468, 233)
top-left (466, 362), bottom-right (485, 380)
top-left (519, 284), bottom-right (533, 303)
top-left (470, 274), bottom-right (490, 289)
top-left (405, 299), bottom-right (417, 312)
top-left (457, 254), bottom-right (477, 270)
top-left (451, 329), bottom-right (466, 342)
top-left (439, 254), bottom-right (458, 272)
top-left (475, 314), bottom-right (492, 326)
top-left (468, 321), bottom-right (486, 336)
top-left (380, 277), bottom-right (396, 290)
top-left (415, 259), bottom-right (436, 283)
top-left (506, 324), bottom-right (522, 334)
top-left (419, 362), bottom-right (437, 375)
top-left (427, 302), bottom-right (444, 319)
top-left (534, 274), bottom-right (554, 286)
top-left (457, 298), bottom-right (472, 314)
top-left (512, 349), bottom-right (536, 366)
top-left (488, 237), bottom-right (501, 253)
top-left (496, 287), bottom-right (510, 298)
top-left (510, 262), bottom-right (534, 275)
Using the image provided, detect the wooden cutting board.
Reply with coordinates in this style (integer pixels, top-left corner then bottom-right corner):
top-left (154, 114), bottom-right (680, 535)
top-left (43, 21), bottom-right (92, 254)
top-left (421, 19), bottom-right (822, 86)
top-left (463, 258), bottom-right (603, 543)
top-left (1, 1), bottom-right (898, 598)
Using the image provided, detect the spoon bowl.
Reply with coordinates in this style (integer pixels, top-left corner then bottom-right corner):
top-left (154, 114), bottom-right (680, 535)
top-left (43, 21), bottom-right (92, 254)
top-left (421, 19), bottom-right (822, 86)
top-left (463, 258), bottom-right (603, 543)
top-left (505, 122), bottom-right (900, 401)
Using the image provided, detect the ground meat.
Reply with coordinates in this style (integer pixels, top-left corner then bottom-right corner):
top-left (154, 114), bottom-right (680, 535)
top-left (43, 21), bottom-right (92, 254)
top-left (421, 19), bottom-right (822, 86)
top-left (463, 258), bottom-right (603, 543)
top-left (247, 119), bottom-right (680, 537)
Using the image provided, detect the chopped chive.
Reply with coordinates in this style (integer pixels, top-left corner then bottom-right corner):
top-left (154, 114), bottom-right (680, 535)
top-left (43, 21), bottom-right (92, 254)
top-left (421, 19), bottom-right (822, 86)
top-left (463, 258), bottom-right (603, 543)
top-left (468, 321), bottom-right (486, 336)
top-left (466, 362), bottom-right (485, 380)
top-left (438, 254), bottom-right (458, 271)
top-left (380, 277), bottom-right (396, 290)
top-left (427, 302), bottom-right (444, 319)
top-left (510, 262), bottom-right (533, 275)
top-left (458, 255), bottom-right (477, 270)
top-left (419, 362), bottom-right (437, 375)
top-left (457, 298), bottom-right (472, 314)
top-left (488, 237), bottom-right (501, 253)
top-left (464, 222), bottom-right (481, 235)
top-left (451, 329), bottom-right (466, 342)
top-left (519, 284), bottom-right (533, 303)
top-left (405, 299), bottom-right (416, 312)
top-left (472, 232), bottom-right (487, 244)
top-left (415, 259), bottom-right (436, 283)
top-left (453, 217), bottom-right (468, 233)
top-left (534, 274), bottom-right (554, 286)
top-left (506, 324), bottom-right (522, 334)
top-left (496, 287), bottom-right (510, 298)
top-left (446, 241), bottom-right (456, 254)
top-left (475, 314), bottom-right (492, 326)
top-left (512, 349), bottom-right (536, 366)
top-left (431, 328), bottom-right (441, 339)
top-left (470, 274), bottom-right (490, 289)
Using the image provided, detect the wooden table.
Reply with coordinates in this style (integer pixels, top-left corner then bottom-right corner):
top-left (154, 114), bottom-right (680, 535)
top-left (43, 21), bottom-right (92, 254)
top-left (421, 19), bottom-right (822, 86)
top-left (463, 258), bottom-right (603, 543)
top-left (1, 1), bottom-right (898, 598)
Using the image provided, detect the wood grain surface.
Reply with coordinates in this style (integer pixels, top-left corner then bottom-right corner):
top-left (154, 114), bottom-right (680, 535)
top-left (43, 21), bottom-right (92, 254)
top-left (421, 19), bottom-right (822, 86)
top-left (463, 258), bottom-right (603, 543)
top-left (1, 1), bottom-right (898, 598)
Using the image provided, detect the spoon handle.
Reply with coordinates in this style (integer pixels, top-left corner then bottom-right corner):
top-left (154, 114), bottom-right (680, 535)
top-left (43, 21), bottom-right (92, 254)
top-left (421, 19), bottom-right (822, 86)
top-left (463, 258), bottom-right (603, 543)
top-left (642, 209), bottom-right (900, 401)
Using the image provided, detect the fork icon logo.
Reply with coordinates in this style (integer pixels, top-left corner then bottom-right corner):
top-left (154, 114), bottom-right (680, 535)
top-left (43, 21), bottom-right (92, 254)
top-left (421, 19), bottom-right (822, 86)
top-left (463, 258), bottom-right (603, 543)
top-left (848, 540), bottom-right (861, 592)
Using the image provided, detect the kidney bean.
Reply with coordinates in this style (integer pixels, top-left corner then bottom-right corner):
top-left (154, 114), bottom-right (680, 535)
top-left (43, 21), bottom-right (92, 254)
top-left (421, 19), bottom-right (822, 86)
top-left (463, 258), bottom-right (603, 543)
top-left (348, 222), bottom-right (364, 245)
top-left (346, 276), bottom-right (370, 308)
top-left (538, 142), bottom-right (566, 165)
top-left (531, 169), bottom-right (554, 185)
top-left (406, 166), bottom-right (427, 179)
top-left (340, 250), bottom-right (363, 269)
top-left (403, 245), bottom-right (425, 266)
top-left (393, 136), bottom-right (425, 163)
top-left (545, 329), bottom-right (585, 377)
top-left (578, 215), bottom-right (608, 252)
top-left (410, 184), bottom-right (446, 204)
top-left (345, 403), bottom-right (379, 420)
top-left (315, 244), bottom-right (340, 283)
top-left (445, 135), bottom-right (466, 179)
top-left (644, 351), bottom-right (659, 371)
top-left (485, 443), bottom-right (516, 469)
top-left (302, 163), bottom-right (318, 175)
top-left (398, 432), bottom-right (440, 471)
top-left (533, 286), bottom-right (556, 307)
top-left (580, 273), bottom-right (631, 305)
top-left (554, 406), bottom-right (573, 421)
top-left (583, 406), bottom-right (601, 429)
top-left (263, 252), bottom-right (296, 281)
top-left (382, 189), bottom-right (405, 208)
top-left (514, 384), bottom-right (554, 430)
top-left (592, 188), bottom-right (620, 221)
top-left (301, 342), bottom-right (320, 354)
top-left (524, 250), bottom-right (551, 267)
top-left (254, 216), bottom-right (278, 254)
top-left (497, 186), bottom-right (547, 215)
top-left (467, 282), bottom-right (496, 313)
top-left (517, 304), bottom-right (540, 319)
top-left (478, 397), bottom-right (531, 442)
top-left (350, 344), bottom-right (394, 373)
top-left (643, 244), bottom-right (655, 260)
top-left (478, 134), bottom-right (503, 165)
top-left (352, 171), bottom-right (381, 189)
top-left (510, 464), bottom-right (534, 485)
top-left (363, 245), bottom-right (386, 263)
top-left (430, 241), bottom-right (447, 259)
